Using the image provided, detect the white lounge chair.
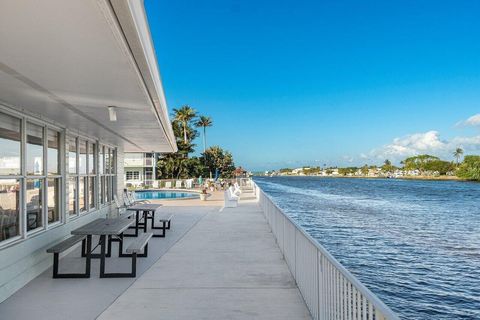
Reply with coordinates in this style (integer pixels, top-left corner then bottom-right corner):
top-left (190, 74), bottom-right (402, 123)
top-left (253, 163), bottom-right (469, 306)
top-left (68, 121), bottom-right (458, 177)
top-left (153, 181), bottom-right (159, 188)
top-left (165, 181), bottom-right (172, 189)
top-left (127, 191), bottom-right (150, 205)
top-left (185, 179), bottom-right (193, 189)
top-left (233, 182), bottom-right (242, 196)
top-left (224, 188), bottom-right (239, 208)
top-left (175, 180), bottom-right (183, 189)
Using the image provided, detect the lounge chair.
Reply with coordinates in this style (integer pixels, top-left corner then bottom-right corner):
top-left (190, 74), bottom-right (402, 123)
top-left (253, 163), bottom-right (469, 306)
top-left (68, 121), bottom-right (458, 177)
top-left (127, 191), bottom-right (150, 205)
top-left (175, 180), bottom-right (182, 189)
top-left (185, 179), bottom-right (193, 189)
top-left (233, 182), bottom-right (242, 196)
top-left (224, 188), bottom-right (239, 208)
top-left (165, 181), bottom-right (172, 189)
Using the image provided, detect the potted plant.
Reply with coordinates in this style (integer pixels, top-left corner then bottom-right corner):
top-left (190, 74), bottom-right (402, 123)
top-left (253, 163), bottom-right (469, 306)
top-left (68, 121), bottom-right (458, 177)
top-left (199, 188), bottom-right (208, 201)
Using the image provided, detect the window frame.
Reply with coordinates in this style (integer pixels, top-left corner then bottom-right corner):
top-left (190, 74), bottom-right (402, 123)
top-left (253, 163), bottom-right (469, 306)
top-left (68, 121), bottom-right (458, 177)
top-left (0, 104), bottom-right (117, 249)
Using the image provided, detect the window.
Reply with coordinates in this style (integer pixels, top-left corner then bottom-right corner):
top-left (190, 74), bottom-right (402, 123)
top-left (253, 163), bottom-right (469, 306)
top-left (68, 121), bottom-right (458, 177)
top-left (145, 168), bottom-right (153, 180)
top-left (0, 107), bottom-right (118, 245)
top-left (67, 136), bottom-right (77, 216)
top-left (26, 122), bottom-right (44, 176)
top-left (47, 129), bottom-right (61, 224)
top-left (69, 138), bottom-right (96, 215)
top-left (126, 171), bottom-right (140, 180)
top-left (26, 179), bottom-right (43, 231)
top-left (100, 146), bottom-right (116, 204)
top-left (0, 179), bottom-right (20, 242)
top-left (0, 112), bottom-right (21, 176)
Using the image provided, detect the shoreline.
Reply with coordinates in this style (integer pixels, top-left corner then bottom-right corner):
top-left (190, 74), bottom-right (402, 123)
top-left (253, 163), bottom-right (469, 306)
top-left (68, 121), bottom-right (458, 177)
top-left (256, 175), bottom-right (470, 182)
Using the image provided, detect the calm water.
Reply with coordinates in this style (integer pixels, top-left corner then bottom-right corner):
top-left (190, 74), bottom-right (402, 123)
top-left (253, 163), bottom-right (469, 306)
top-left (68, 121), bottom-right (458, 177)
top-left (254, 176), bottom-right (480, 320)
top-left (135, 190), bottom-right (199, 200)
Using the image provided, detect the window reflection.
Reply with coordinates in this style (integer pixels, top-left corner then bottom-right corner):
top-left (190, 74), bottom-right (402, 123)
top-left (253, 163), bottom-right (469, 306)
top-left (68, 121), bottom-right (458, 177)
top-left (0, 113), bottom-right (21, 176)
top-left (98, 146), bottom-right (104, 174)
top-left (89, 177), bottom-right (95, 209)
top-left (68, 136), bottom-right (77, 174)
top-left (47, 130), bottom-right (60, 175)
top-left (26, 123), bottom-right (44, 176)
top-left (0, 179), bottom-right (20, 241)
top-left (26, 179), bottom-right (43, 231)
top-left (79, 177), bottom-right (86, 212)
top-left (68, 177), bottom-right (77, 216)
top-left (79, 140), bottom-right (87, 175)
top-left (47, 178), bottom-right (60, 223)
top-left (88, 142), bottom-right (95, 175)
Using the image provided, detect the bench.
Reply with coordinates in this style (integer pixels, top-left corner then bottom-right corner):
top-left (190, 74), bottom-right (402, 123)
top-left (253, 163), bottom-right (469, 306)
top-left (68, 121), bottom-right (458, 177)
top-left (150, 212), bottom-right (173, 237)
top-left (101, 232), bottom-right (153, 278)
top-left (46, 235), bottom-right (89, 278)
top-left (127, 232), bottom-right (153, 277)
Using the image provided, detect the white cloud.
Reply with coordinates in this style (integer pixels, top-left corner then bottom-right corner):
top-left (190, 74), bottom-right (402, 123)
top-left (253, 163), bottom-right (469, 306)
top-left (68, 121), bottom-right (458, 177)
top-left (457, 114), bottom-right (480, 127)
top-left (364, 131), bottom-right (480, 164)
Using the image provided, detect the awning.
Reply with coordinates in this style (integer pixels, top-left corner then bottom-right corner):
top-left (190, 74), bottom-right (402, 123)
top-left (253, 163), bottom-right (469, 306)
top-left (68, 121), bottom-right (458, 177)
top-left (0, 0), bottom-right (177, 153)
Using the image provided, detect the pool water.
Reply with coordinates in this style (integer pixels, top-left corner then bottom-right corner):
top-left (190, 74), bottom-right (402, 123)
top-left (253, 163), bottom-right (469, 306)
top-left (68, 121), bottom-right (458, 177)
top-left (135, 190), bottom-right (199, 200)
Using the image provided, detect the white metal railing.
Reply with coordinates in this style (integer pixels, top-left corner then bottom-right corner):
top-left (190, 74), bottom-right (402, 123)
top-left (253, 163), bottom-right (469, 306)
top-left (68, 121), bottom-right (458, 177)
top-left (253, 182), bottom-right (400, 320)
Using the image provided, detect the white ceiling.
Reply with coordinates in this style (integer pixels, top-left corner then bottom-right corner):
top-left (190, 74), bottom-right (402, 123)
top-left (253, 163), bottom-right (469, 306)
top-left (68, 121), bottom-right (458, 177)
top-left (0, 0), bottom-right (176, 152)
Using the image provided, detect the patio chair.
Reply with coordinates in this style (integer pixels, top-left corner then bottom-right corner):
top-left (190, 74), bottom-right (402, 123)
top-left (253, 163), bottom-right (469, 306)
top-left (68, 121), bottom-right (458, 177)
top-left (224, 188), bottom-right (239, 208)
top-left (185, 179), bottom-right (193, 189)
top-left (165, 181), bottom-right (172, 189)
top-left (175, 180), bottom-right (183, 188)
top-left (127, 191), bottom-right (150, 205)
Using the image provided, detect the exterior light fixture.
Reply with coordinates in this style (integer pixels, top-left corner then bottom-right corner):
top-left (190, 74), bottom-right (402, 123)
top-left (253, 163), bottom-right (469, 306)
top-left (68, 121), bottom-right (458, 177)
top-left (108, 106), bottom-right (117, 121)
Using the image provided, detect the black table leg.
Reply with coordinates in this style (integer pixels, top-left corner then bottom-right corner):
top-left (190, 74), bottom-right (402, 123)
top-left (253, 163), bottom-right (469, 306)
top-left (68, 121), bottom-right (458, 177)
top-left (85, 235), bottom-right (92, 277)
top-left (99, 235), bottom-right (107, 278)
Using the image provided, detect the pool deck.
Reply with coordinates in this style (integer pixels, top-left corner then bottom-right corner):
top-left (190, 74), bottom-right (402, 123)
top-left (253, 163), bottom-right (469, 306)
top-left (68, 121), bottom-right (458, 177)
top-left (0, 189), bottom-right (311, 319)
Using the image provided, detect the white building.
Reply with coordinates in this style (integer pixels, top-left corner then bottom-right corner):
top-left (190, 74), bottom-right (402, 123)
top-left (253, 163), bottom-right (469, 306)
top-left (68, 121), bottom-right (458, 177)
top-left (0, 0), bottom-right (176, 302)
top-left (124, 152), bottom-right (158, 187)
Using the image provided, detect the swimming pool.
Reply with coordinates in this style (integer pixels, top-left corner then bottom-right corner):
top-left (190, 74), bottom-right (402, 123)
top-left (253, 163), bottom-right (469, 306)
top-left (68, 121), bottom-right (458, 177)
top-left (134, 190), bottom-right (199, 200)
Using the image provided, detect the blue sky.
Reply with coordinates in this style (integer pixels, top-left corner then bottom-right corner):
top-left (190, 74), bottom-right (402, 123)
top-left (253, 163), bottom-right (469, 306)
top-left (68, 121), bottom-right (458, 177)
top-left (145, 0), bottom-right (480, 171)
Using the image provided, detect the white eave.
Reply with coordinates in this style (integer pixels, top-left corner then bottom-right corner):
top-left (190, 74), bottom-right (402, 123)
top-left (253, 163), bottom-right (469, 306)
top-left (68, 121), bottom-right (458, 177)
top-left (0, 0), bottom-right (177, 153)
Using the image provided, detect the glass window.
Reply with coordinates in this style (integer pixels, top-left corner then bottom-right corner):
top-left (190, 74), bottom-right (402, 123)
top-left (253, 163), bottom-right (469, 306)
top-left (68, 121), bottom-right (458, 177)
top-left (104, 148), bottom-right (110, 174)
top-left (78, 140), bottom-right (87, 175)
top-left (47, 178), bottom-right (60, 223)
top-left (68, 136), bottom-right (77, 174)
top-left (26, 123), bottom-right (44, 176)
top-left (100, 176), bottom-right (105, 205)
top-left (88, 142), bottom-right (95, 175)
top-left (89, 177), bottom-right (95, 209)
top-left (110, 149), bottom-right (115, 174)
top-left (68, 177), bottom-right (77, 216)
top-left (105, 176), bottom-right (111, 202)
top-left (0, 179), bottom-right (20, 241)
top-left (98, 146), bottom-right (104, 174)
top-left (26, 179), bottom-right (43, 231)
top-left (0, 112), bottom-right (21, 176)
top-left (47, 129), bottom-right (60, 175)
top-left (79, 177), bottom-right (86, 212)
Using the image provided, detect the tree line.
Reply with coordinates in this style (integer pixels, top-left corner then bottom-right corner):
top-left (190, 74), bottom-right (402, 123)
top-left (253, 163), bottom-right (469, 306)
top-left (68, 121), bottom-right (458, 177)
top-left (277, 148), bottom-right (480, 181)
top-left (156, 105), bottom-right (236, 179)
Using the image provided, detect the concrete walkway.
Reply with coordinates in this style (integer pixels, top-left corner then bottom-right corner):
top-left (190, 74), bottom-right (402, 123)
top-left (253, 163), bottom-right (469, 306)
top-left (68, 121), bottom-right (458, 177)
top-left (98, 192), bottom-right (311, 319)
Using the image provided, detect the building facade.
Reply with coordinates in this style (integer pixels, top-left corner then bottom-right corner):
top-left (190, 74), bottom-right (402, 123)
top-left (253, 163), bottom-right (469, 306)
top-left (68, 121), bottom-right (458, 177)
top-left (0, 0), bottom-right (176, 302)
top-left (124, 152), bottom-right (159, 187)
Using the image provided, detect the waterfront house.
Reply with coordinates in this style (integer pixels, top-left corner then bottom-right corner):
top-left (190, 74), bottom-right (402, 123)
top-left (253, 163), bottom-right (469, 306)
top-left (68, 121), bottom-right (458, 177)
top-left (0, 0), bottom-right (176, 302)
top-left (124, 152), bottom-right (159, 187)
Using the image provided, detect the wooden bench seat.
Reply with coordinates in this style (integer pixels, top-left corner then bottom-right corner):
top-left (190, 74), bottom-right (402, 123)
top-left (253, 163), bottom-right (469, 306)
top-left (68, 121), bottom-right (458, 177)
top-left (150, 212), bottom-right (173, 236)
top-left (46, 235), bottom-right (90, 278)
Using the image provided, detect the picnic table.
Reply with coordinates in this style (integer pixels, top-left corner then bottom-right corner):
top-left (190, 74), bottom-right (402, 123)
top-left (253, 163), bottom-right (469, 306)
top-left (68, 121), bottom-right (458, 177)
top-left (71, 218), bottom-right (134, 278)
top-left (127, 203), bottom-right (168, 237)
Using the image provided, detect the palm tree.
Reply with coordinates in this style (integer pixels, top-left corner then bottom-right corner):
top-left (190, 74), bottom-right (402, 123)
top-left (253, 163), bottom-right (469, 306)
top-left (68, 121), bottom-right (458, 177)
top-left (173, 105), bottom-right (197, 143)
top-left (453, 147), bottom-right (464, 166)
top-left (195, 116), bottom-right (213, 153)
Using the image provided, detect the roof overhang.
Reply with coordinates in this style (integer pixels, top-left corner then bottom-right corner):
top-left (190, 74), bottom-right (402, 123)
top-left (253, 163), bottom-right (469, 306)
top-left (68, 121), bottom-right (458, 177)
top-left (0, 0), bottom-right (177, 152)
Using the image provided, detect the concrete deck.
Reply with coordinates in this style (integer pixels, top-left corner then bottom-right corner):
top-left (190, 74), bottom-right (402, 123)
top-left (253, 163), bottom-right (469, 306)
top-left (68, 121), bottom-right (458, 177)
top-left (0, 190), bottom-right (311, 319)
